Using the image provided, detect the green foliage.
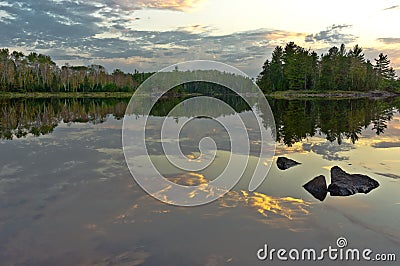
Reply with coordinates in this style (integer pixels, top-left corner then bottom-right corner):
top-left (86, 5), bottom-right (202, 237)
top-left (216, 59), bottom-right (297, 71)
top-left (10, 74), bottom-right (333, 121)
top-left (258, 43), bottom-right (399, 93)
top-left (0, 49), bottom-right (155, 92)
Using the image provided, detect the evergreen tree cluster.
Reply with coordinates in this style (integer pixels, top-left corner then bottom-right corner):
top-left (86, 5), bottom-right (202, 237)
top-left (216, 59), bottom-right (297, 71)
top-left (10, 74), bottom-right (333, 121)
top-left (257, 42), bottom-right (399, 92)
top-left (0, 48), bottom-right (154, 92)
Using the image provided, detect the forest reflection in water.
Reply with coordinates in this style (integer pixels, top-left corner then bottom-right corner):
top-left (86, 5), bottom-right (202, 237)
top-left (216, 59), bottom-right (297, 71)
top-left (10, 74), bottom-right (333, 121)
top-left (1, 96), bottom-right (399, 145)
top-left (268, 97), bottom-right (400, 146)
top-left (1, 96), bottom-right (399, 265)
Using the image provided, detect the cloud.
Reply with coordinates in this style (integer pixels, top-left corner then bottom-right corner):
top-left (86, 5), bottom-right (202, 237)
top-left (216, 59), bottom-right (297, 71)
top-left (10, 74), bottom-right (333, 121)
top-left (0, 0), bottom-right (278, 75)
top-left (87, 0), bottom-right (204, 12)
top-left (383, 5), bottom-right (399, 10)
top-left (371, 141), bottom-right (400, 148)
top-left (176, 24), bottom-right (214, 34)
top-left (377, 38), bottom-right (400, 44)
top-left (0, 1), bottom-right (15, 23)
top-left (0, 0), bottom-right (307, 76)
top-left (305, 24), bottom-right (357, 45)
top-left (303, 142), bottom-right (353, 161)
top-left (130, 0), bottom-right (205, 11)
top-left (265, 31), bottom-right (306, 41)
top-left (0, 1), bottom-right (103, 42)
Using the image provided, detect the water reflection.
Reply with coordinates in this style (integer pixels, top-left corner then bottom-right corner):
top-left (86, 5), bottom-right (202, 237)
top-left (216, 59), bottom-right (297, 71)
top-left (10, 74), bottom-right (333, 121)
top-left (266, 97), bottom-right (400, 146)
top-left (2, 97), bottom-right (400, 147)
top-left (112, 188), bottom-right (310, 228)
top-left (0, 98), bottom-right (128, 139)
top-left (1, 96), bottom-right (399, 265)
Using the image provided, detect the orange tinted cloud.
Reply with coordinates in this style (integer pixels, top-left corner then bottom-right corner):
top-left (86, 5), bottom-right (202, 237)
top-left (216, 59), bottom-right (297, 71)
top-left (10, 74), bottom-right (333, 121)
top-left (265, 31), bottom-right (306, 41)
top-left (113, 0), bottom-right (205, 11)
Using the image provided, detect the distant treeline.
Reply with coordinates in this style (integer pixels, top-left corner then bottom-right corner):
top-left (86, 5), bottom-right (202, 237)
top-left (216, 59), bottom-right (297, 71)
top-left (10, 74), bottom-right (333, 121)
top-left (257, 42), bottom-right (400, 93)
top-left (1, 44), bottom-right (399, 94)
top-left (0, 48), bottom-right (154, 92)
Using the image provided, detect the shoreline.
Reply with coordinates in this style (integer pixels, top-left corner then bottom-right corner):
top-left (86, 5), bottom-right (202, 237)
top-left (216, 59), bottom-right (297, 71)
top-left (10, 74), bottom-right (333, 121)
top-left (0, 90), bottom-right (399, 99)
top-left (266, 90), bottom-right (399, 99)
top-left (0, 92), bottom-right (135, 99)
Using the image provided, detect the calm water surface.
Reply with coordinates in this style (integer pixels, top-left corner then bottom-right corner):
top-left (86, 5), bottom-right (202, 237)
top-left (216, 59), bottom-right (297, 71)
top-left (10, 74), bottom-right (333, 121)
top-left (0, 97), bottom-right (399, 265)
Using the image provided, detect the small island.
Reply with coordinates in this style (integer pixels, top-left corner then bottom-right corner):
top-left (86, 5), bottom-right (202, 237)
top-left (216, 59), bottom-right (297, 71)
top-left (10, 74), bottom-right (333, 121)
top-left (256, 42), bottom-right (400, 97)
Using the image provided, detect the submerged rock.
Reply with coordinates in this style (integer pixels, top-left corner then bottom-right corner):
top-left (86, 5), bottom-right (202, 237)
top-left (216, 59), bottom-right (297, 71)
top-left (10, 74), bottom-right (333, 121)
top-left (276, 157), bottom-right (301, 170)
top-left (328, 166), bottom-right (380, 196)
top-left (303, 175), bottom-right (328, 201)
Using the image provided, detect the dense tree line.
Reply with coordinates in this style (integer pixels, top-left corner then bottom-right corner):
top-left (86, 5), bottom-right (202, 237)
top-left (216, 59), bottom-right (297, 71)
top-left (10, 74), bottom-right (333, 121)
top-left (0, 48), bottom-right (154, 92)
top-left (257, 42), bottom-right (399, 92)
top-left (2, 44), bottom-right (399, 94)
top-left (145, 68), bottom-right (257, 95)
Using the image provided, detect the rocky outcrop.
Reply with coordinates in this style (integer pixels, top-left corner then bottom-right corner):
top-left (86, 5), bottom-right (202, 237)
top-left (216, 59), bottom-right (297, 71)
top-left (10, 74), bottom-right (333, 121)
top-left (276, 157), bottom-right (301, 170)
top-left (328, 166), bottom-right (380, 196)
top-left (303, 175), bottom-right (328, 201)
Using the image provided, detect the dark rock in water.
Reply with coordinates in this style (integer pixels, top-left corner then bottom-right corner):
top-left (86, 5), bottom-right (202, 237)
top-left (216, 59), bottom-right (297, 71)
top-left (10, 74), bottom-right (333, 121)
top-left (276, 157), bottom-right (301, 170)
top-left (303, 175), bottom-right (328, 201)
top-left (328, 166), bottom-right (380, 196)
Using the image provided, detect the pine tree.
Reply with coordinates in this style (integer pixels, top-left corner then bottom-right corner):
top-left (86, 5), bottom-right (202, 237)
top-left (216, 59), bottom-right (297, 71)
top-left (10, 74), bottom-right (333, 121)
top-left (270, 46), bottom-right (285, 91)
top-left (375, 53), bottom-right (394, 90)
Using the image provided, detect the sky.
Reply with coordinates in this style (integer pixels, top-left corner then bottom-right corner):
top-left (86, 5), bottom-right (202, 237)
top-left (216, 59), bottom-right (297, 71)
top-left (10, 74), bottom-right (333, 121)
top-left (0, 0), bottom-right (399, 77)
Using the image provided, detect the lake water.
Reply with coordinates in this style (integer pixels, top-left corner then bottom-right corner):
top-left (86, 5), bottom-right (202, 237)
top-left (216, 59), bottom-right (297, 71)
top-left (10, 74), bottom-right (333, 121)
top-left (0, 97), bottom-right (399, 265)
